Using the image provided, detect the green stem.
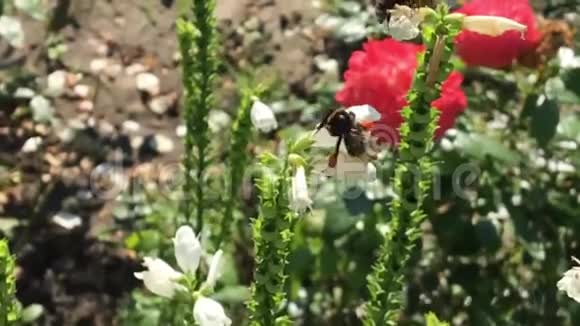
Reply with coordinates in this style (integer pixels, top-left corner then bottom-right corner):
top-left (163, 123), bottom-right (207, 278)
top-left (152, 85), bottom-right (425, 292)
top-left (176, 0), bottom-right (218, 231)
top-left (364, 6), bottom-right (462, 325)
top-left (216, 86), bottom-right (262, 248)
top-left (249, 160), bottom-right (292, 326)
top-left (248, 137), bottom-right (312, 326)
top-left (0, 239), bottom-right (19, 326)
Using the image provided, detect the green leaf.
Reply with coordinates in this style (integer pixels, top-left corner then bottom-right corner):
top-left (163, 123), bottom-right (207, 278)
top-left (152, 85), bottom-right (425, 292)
top-left (545, 77), bottom-right (580, 104)
top-left (562, 68), bottom-right (580, 99)
top-left (559, 115), bottom-right (580, 141)
top-left (426, 312), bottom-right (450, 326)
top-left (14, 0), bottom-right (46, 20)
top-left (475, 220), bottom-right (501, 252)
top-left (212, 286), bottom-right (250, 304)
top-left (456, 132), bottom-right (521, 164)
top-left (21, 304), bottom-right (44, 323)
top-left (530, 96), bottom-right (560, 147)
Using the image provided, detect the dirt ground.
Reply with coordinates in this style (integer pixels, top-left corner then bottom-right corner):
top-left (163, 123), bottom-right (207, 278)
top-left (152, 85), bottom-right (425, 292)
top-left (0, 0), bottom-right (348, 324)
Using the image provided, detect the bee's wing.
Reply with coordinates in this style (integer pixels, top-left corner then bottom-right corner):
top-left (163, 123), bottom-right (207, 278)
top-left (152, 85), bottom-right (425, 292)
top-left (346, 105), bottom-right (381, 124)
top-left (312, 128), bottom-right (337, 148)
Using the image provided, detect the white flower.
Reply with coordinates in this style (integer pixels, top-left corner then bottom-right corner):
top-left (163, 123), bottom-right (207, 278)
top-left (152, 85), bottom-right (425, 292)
top-left (193, 297), bottom-right (232, 326)
top-left (0, 16), bottom-right (25, 48)
top-left (174, 225), bottom-right (202, 274)
top-left (136, 225), bottom-right (207, 297)
top-left (387, 5), bottom-right (424, 40)
top-left (290, 166), bottom-right (312, 213)
top-left (134, 257), bottom-right (184, 298)
top-left (558, 47), bottom-right (580, 69)
top-left (461, 15), bottom-right (527, 38)
top-left (557, 257), bottom-right (580, 303)
top-left (251, 99), bottom-right (278, 133)
top-left (206, 249), bottom-right (223, 289)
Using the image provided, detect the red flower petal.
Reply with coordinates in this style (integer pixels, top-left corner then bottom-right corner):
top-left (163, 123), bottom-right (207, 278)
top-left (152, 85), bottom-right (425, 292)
top-left (455, 0), bottom-right (542, 68)
top-left (336, 39), bottom-right (467, 145)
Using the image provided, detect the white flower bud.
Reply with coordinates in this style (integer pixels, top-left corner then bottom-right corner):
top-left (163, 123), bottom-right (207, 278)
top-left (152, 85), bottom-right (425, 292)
top-left (251, 100), bottom-right (278, 133)
top-left (193, 297), bottom-right (232, 326)
top-left (174, 225), bottom-right (202, 274)
top-left (134, 257), bottom-right (184, 298)
top-left (206, 249), bottom-right (223, 289)
top-left (462, 15), bottom-right (527, 38)
top-left (290, 166), bottom-right (312, 213)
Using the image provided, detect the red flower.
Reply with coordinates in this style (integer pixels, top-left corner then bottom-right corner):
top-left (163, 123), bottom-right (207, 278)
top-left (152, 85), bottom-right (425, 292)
top-left (455, 0), bottom-right (542, 68)
top-left (335, 39), bottom-right (467, 144)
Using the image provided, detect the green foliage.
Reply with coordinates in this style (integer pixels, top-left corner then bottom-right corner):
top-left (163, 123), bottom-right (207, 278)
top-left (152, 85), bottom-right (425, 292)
top-left (176, 0), bottom-right (219, 231)
top-left (218, 84), bottom-right (264, 247)
top-left (530, 96), bottom-right (560, 147)
top-left (425, 312), bottom-right (450, 326)
top-left (364, 6), bottom-right (462, 325)
top-left (248, 138), bottom-right (312, 326)
top-left (0, 239), bottom-right (19, 326)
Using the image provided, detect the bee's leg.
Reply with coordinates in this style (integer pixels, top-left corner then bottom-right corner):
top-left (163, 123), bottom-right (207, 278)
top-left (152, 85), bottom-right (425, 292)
top-left (316, 110), bottom-right (335, 131)
top-left (328, 136), bottom-right (343, 168)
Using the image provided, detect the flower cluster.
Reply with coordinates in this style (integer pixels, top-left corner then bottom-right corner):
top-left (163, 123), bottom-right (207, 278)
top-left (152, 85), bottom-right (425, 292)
top-left (335, 39), bottom-right (467, 144)
top-left (134, 226), bottom-right (231, 326)
top-left (454, 0), bottom-right (541, 68)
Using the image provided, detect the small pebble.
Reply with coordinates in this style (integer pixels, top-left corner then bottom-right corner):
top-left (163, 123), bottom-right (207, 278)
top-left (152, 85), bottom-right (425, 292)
top-left (126, 63), bottom-right (146, 75)
top-left (30, 95), bottom-right (54, 122)
top-left (136, 72), bottom-right (161, 96)
top-left (51, 212), bottom-right (82, 230)
top-left (104, 63), bottom-right (123, 78)
top-left (151, 134), bottom-right (174, 153)
top-left (21, 137), bottom-right (42, 153)
top-left (122, 120), bottom-right (141, 134)
top-left (148, 95), bottom-right (172, 115)
top-left (73, 84), bottom-right (91, 98)
top-left (14, 87), bottom-right (35, 99)
top-left (90, 58), bottom-right (108, 73)
top-left (46, 70), bottom-right (68, 97)
top-left (176, 124), bottom-right (186, 137)
top-left (78, 100), bottom-right (94, 112)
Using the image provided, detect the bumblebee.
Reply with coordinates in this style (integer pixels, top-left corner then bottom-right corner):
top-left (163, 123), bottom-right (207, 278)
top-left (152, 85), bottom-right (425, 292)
top-left (315, 108), bottom-right (371, 168)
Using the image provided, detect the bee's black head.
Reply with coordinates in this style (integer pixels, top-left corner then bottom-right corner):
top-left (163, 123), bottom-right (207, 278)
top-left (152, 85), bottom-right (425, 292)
top-left (327, 110), bottom-right (354, 137)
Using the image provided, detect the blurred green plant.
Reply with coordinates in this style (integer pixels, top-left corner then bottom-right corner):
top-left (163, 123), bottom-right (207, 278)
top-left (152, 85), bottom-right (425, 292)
top-left (176, 0), bottom-right (219, 231)
top-left (248, 136), bottom-right (313, 326)
top-left (0, 239), bottom-right (19, 326)
top-left (217, 84), bottom-right (264, 247)
top-left (365, 6), bottom-right (462, 325)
